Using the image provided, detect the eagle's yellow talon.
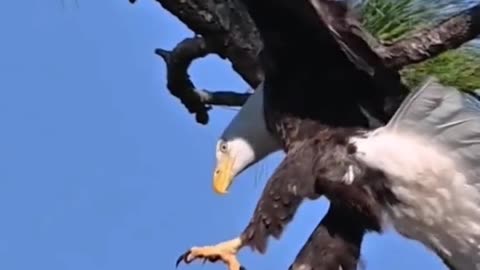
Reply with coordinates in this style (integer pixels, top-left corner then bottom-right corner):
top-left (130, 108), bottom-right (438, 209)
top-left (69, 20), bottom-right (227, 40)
top-left (176, 237), bottom-right (244, 270)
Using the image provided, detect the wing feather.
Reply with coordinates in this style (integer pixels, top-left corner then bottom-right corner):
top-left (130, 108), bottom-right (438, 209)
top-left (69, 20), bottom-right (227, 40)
top-left (383, 77), bottom-right (480, 184)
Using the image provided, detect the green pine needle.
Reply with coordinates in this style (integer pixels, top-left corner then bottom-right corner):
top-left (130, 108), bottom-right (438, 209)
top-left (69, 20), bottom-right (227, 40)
top-left (358, 0), bottom-right (480, 90)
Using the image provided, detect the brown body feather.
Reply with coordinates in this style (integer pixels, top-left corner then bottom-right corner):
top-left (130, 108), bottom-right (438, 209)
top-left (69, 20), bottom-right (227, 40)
top-left (239, 127), bottom-right (399, 270)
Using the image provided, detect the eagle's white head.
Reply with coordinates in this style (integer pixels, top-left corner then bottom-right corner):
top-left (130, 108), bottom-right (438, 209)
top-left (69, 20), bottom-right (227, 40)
top-left (213, 82), bottom-right (281, 194)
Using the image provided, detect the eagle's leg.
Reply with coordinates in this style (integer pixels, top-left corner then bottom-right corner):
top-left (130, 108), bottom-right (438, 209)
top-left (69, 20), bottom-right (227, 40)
top-left (177, 148), bottom-right (318, 270)
top-left (176, 237), bottom-right (245, 270)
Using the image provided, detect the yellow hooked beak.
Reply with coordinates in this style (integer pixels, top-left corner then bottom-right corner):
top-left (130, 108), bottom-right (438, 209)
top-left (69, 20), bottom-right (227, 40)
top-left (213, 155), bottom-right (235, 195)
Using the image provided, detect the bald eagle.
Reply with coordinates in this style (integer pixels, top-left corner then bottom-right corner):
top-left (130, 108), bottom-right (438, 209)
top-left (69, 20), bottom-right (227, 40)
top-left (175, 0), bottom-right (416, 269)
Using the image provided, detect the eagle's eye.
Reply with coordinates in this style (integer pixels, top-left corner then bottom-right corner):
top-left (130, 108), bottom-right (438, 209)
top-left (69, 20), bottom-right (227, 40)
top-left (219, 142), bottom-right (228, 153)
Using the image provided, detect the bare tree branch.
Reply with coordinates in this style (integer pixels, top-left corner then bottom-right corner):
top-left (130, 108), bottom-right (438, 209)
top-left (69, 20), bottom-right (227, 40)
top-left (379, 3), bottom-right (480, 69)
top-left (156, 37), bottom-right (250, 124)
top-left (195, 90), bottom-right (250, 106)
top-left (130, 0), bottom-right (480, 124)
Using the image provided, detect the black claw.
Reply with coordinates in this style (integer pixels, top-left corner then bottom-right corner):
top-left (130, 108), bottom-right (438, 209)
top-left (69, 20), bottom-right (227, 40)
top-left (175, 249), bottom-right (244, 269)
top-left (175, 250), bottom-right (191, 267)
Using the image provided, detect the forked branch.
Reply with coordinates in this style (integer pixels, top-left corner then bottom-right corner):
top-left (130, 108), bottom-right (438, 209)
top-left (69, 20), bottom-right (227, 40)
top-left (157, 37), bottom-right (250, 124)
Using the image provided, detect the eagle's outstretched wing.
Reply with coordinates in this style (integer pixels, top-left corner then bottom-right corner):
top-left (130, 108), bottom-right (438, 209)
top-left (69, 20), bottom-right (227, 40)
top-left (239, 0), bottom-right (408, 128)
top-left (385, 77), bottom-right (480, 184)
top-left (351, 78), bottom-right (480, 269)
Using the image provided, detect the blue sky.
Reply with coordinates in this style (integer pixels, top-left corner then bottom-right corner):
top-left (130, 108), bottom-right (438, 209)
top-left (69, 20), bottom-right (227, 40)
top-left (0, 1), bottom-right (448, 269)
